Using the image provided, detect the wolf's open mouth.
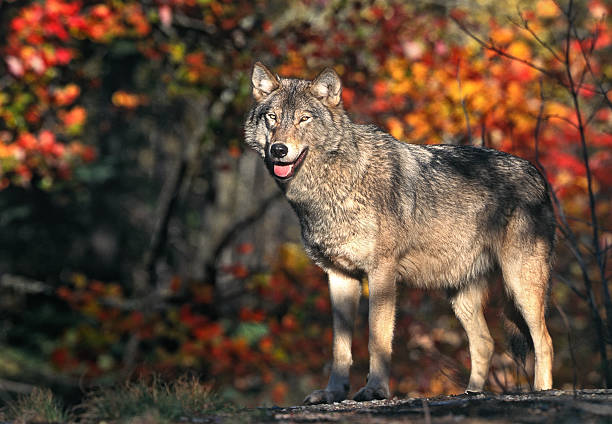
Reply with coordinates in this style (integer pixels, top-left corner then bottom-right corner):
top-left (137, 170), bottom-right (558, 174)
top-left (272, 148), bottom-right (308, 180)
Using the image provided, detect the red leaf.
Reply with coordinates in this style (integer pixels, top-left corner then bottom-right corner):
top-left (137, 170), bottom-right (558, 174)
top-left (236, 242), bottom-right (254, 255)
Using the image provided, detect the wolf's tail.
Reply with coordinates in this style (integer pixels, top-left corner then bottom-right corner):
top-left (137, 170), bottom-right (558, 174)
top-left (502, 273), bottom-right (553, 363)
top-left (502, 299), bottom-right (533, 363)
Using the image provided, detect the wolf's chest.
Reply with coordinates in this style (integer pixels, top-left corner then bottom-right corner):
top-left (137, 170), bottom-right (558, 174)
top-left (298, 212), bottom-right (378, 274)
top-left (306, 236), bottom-right (375, 273)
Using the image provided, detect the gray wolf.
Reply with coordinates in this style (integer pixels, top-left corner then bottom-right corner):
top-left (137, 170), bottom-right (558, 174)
top-left (244, 62), bottom-right (555, 404)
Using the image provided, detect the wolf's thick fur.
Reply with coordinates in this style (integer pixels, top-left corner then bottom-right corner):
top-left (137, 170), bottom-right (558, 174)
top-left (244, 62), bottom-right (555, 404)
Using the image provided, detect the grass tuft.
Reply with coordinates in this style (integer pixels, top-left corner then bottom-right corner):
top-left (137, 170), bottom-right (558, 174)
top-left (3, 387), bottom-right (71, 424)
top-left (78, 375), bottom-right (232, 423)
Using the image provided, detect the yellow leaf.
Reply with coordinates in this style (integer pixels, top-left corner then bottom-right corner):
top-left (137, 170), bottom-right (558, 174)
top-left (390, 79), bottom-right (412, 96)
top-left (446, 79), bottom-right (461, 102)
top-left (471, 93), bottom-right (490, 112)
top-left (490, 27), bottom-right (515, 45)
top-left (411, 62), bottom-right (429, 83)
top-left (169, 43), bottom-right (185, 63)
top-left (386, 57), bottom-right (408, 81)
top-left (506, 81), bottom-right (524, 104)
top-left (536, 0), bottom-right (560, 18)
top-left (507, 40), bottom-right (532, 61)
top-left (461, 80), bottom-right (483, 98)
top-left (544, 101), bottom-right (571, 118)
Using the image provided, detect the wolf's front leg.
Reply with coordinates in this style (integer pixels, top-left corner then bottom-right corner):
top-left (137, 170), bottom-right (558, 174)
top-left (353, 262), bottom-right (397, 401)
top-left (304, 269), bottom-right (360, 405)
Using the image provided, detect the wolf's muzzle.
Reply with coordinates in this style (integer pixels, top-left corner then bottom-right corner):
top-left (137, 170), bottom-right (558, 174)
top-left (271, 147), bottom-right (308, 180)
top-left (270, 143), bottom-right (288, 159)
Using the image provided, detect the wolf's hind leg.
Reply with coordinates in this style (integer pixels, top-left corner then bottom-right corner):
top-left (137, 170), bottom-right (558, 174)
top-left (500, 239), bottom-right (553, 391)
top-left (304, 268), bottom-right (360, 405)
top-left (450, 281), bottom-right (494, 393)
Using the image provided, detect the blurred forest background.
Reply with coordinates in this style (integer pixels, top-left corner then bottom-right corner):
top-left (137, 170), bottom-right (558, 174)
top-left (0, 0), bottom-right (610, 408)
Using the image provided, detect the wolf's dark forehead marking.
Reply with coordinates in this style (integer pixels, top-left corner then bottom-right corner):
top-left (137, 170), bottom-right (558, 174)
top-left (280, 78), bottom-right (310, 91)
top-left (278, 78), bottom-right (309, 115)
top-left (278, 78), bottom-right (329, 118)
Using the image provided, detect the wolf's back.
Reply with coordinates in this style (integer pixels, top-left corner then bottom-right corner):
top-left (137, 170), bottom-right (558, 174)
top-left (336, 134), bottom-right (556, 289)
top-left (395, 142), bottom-right (555, 244)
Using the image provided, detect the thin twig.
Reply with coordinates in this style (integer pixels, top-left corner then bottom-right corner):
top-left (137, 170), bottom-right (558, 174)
top-left (534, 72), bottom-right (609, 385)
top-left (0, 378), bottom-right (35, 394)
top-left (562, 0), bottom-right (611, 387)
top-left (480, 119), bottom-right (486, 147)
top-left (553, 272), bottom-right (587, 301)
top-left (542, 114), bottom-right (580, 129)
top-left (204, 191), bottom-right (283, 284)
top-left (456, 62), bottom-right (472, 143)
top-left (453, 17), bottom-right (556, 77)
top-left (552, 296), bottom-right (578, 393)
top-left (125, 98), bottom-right (208, 375)
top-left (515, 11), bottom-right (563, 63)
top-left (572, 21), bottom-right (612, 111)
top-left (490, 361), bottom-right (509, 392)
top-left (0, 274), bottom-right (53, 294)
top-left (451, 16), bottom-right (600, 96)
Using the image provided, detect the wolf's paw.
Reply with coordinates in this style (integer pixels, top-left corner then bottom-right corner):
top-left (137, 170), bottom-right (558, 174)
top-left (303, 389), bottom-right (347, 405)
top-left (352, 385), bottom-right (389, 402)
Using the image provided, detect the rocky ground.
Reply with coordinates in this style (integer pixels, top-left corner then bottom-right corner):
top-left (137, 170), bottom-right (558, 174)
top-left (194, 390), bottom-right (612, 424)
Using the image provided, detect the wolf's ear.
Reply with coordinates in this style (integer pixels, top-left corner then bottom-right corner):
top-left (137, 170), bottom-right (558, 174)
top-left (310, 67), bottom-right (342, 107)
top-left (252, 62), bottom-right (280, 102)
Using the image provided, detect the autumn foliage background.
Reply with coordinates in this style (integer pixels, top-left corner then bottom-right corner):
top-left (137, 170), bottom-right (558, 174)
top-left (0, 0), bottom-right (611, 408)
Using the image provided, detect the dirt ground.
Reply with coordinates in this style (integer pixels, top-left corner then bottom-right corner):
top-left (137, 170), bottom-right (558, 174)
top-left (229, 389), bottom-right (612, 424)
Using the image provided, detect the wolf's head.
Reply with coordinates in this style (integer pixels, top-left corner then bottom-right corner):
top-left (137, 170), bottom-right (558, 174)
top-left (244, 62), bottom-right (347, 183)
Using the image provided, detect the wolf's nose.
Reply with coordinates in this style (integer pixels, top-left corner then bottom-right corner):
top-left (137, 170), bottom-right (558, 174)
top-left (271, 143), bottom-right (288, 159)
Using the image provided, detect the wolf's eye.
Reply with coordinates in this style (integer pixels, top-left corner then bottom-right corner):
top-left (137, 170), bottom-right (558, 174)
top-left (299, 115), bottom-right (311, 123)
top-left (267, 113), bottom-right (277, 121)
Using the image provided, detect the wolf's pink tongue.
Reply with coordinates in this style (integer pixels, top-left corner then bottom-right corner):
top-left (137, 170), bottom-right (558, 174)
top-left (274, 164), bottom-right (293, 178)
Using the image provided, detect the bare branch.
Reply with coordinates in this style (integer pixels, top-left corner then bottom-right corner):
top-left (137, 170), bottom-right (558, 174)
top-left (0, 378), bottom-right (36, 394)
top-left (135, 99), bottom-right (208, 295)
top-left (514, 11), bottom-right (563, 63)
top-left (563, 214), bottom-right (612, 233)
top-left (173, 13), bottom-right (214, 34)
top-left (205, 191), bottom-right (283, 284)
top-left (451, 16), bottom-right (559, 80)
top-left (480, 119), bottom-right (486, 147)
top-left (553, 272), bottom-right (587, 300)
top-left (552, 296), bottom-right (579, 391)
top-left (0, 274), bottom-right (53, 295)
top-left (585, 96), bottom-right (607, 126)
top-left (534, 79), bottom-right (545, 168)
top-left (451, 16), bottom-right (601, 96)
top-left (99, 287), bottom-right (175, 311)
top-left (562, 0), bottom-right (612, 386)
top-left (542, 113), bottom-right (580, 129)
top-left (572, 23), bottom-right (612, 110)
top-left (533, 81), bottom-right (609, 386)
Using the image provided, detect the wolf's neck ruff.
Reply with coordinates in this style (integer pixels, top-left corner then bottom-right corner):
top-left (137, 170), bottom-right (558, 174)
top-left (283, 137), bottom-right (365, 207)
